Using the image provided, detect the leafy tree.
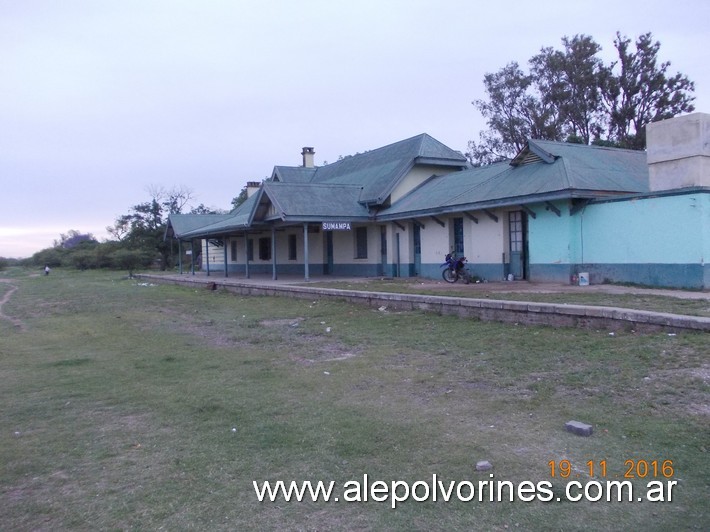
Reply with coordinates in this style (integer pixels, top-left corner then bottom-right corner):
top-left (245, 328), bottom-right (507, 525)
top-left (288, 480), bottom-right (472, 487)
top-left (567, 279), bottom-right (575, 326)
top-left (106, 217), bottom-right (130, 242)
top-left (108, 186), bottom-right (196, 270)
top-left (30, 186), bottom-right (233, 272)
top-left (231, 185), bottom-right (250, 210)
top-left (55, 230), bottom-right (97, 249)
top-left (69, 249), bottom-right (97, 270)
top-left (468, 32), bottom-right (695, 164)
top-left (530, 35), bottom-right (611, 145)
top-left (468, 62), bottom-right (542, 164)
top-left (94, 241), bottom-right (121, 269)
top-left (30, 247), bottom-right (66, 268)
top-left (109, 248), bottom-right (153, 277)
top-left (605, 32), bottom-right (696, 149)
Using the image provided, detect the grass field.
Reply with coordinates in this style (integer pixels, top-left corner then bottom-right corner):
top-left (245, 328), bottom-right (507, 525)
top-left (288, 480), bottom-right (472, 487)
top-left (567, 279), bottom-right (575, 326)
top-left (1, 269), bottom-right (708, 530)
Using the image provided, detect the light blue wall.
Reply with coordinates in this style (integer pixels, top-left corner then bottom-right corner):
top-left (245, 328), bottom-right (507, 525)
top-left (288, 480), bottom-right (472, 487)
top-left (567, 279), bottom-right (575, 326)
top-left (528, 192), bottom-right (709, 288)
top-left (579, 193), bottom-right (706, 264)
top-left (527, 200), bottom-right (575, 265)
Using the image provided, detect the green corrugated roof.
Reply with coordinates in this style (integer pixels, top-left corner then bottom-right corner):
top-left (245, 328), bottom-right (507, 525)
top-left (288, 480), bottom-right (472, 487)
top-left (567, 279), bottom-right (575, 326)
top-left (273, 166), bottom-right (317, 183)
top-left (165, 213), bottom-right (233, 239)
top-left (171, 136), bottom-right (653, 237)
top-left (261, 181), bottom-right (370, 221)
top-left (272, 133), bottom-right (467, 206)
top-left (178, 193), bottom-right (260, 238)
top-left (379, 139), bottom-right (649, 218)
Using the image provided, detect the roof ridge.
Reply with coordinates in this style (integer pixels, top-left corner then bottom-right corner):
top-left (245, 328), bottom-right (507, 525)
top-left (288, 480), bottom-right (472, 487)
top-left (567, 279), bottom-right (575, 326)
top-left (330, 133), bottom-right (430, 163)
top-left (267, 181), bottom-right (364, 189)
top-left (531, 138), bottom-right (646, 155)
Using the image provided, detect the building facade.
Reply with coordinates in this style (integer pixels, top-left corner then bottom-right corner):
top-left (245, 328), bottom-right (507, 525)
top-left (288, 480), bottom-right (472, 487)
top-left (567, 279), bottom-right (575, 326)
top-left (167, 113), bottom-right (710, 289)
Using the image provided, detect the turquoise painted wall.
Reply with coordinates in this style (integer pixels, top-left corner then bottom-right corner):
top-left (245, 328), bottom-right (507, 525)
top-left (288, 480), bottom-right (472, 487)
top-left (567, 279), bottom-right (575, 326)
top-left (528, 192), bottom-right (709, 288)
top-left (579, 193), bottom-right (707, 264)
top-left (527, 200), bottom-right (575, 265)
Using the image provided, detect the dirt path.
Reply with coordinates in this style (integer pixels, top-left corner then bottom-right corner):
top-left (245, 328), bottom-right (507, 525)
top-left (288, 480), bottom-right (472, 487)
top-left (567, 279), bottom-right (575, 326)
top-left (0, 279), bottom-right (25, 330)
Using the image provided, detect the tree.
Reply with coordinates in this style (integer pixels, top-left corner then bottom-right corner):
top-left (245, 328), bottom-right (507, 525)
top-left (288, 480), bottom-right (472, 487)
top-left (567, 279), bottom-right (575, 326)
top-left (109, 248), bottom-right (153, 277)
top-left (156, 184), bottom-right (194, 216)
top-left (606, 32), bottom-right (696, 149)
top-left (231, 185), bottom-right (250, 210)
top-left (29, 185), bottom-right (233, 273)
top-left (107, 186), bottom-right (196, 271)
top-left (468, 32), bottom-right (695, 164)
top-left (106, 217), bottom-right (130, 242)
top-left (190, 203), bottom-right (220, 214)
top-left (55, 230), bottom-right (97, 249)
top-left (468, 62), bottom-right (544, 164)
top-left (30, 247), bottom-right (66, 268)
top-left (530, 35), bottom-right (611, 145)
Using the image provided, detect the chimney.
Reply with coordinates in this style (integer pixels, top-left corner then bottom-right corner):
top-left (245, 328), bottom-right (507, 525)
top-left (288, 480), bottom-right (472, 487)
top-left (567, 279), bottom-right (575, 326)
top-left (302, 147), bottom-right (315, 168)
top-left (647, 112), bottom-right (710, 191)
top-left (246, 181), bottom-right (261, 197)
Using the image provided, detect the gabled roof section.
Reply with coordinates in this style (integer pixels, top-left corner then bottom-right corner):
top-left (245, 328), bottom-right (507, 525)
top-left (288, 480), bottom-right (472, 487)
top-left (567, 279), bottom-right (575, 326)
top-left (528, 140), bottom-right (650, 192)
top-left (379, 140), bottom-right (649, 218)
top-left (165, 213), bottom-right (233, 239)
top-left (177, 193), bottom-right (260, 238)
top-left (414, 133), bottom-right (471, 165)
top-left (268, 134), bottom-right (467, 207)
top-left (272, 166), bottom-right (317, 183)
top-left (256, 181), bottom-right (370, 222)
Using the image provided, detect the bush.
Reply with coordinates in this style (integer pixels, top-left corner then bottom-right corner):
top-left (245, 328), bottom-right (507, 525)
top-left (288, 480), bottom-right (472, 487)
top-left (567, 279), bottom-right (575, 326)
top-left (69, 249), bottom-right (97, 270)
top-left (30, 247), bottom-right (67, 268)
top-left (109, 248), bottom-right (154, 276)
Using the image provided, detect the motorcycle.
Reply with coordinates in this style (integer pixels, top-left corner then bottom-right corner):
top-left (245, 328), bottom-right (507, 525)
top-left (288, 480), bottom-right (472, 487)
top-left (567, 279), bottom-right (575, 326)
top-left (440, 253), bottom-right (471, 284)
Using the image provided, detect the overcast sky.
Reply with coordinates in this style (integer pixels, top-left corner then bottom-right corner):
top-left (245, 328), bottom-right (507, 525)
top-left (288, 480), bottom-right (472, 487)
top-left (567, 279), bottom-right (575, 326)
top-left (2, 0), bottom-right (709, 258)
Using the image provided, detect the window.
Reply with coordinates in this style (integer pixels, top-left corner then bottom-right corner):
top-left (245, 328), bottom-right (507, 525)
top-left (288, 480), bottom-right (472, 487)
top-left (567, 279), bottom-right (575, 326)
top-left (453, 217), bottom-right (464, 255)
top-left (247, 239), bottom-right (254, 261)
top-left (288, 234), bottom-right (297, 260)
top-left (355, 227), bottom-right (368, 259)
top-left (259, 237), bottom-right (271, 260)
top-left (230, 240), bottom-right (237, 262)
top-left (509, 211), bottom-right (523, 253)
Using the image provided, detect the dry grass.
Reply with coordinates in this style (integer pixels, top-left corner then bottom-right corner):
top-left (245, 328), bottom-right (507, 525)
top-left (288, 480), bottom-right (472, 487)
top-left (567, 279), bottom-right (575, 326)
top-left (0, 268), bottom-right (707, 530)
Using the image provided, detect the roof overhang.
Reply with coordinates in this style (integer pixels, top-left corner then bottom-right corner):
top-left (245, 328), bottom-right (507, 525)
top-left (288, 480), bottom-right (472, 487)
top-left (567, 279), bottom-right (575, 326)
top-left (375, 189), bottom-right (640, 221)
top-left (414, 156), bottom-right (468, 168)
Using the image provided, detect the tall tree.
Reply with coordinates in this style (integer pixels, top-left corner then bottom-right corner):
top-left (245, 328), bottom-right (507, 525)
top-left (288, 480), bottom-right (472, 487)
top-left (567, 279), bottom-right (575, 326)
top-left (605, 32), bottom-right (695, 149)
top-left (107, 186), bottom-right (197, 270)
top-left (531, 35), bottom-right (611, 144)
top-left (468, 62), bottom-right (557, 164)
top-left (467, 32), bottom-right (695, 164)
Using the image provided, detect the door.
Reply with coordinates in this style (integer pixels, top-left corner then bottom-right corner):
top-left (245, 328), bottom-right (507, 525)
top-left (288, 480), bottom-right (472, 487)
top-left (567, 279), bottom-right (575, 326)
top-left (508, 211), bottom-right (527, 279)
top-left (379, 226), bottom-right (387, 276)
top-left (324, 231), bottom-right (333, 275)
top-left (413, 224), bottom-right (421, 275)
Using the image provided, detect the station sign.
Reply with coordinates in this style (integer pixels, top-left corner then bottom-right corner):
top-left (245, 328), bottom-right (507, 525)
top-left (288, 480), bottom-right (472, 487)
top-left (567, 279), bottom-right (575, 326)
top-left (322, 221), bottom-right (352, 231)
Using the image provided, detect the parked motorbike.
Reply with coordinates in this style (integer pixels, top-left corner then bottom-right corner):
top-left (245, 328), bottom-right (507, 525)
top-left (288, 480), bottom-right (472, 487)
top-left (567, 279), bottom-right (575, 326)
top-left (441, 253), bottom-right (471, 284)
